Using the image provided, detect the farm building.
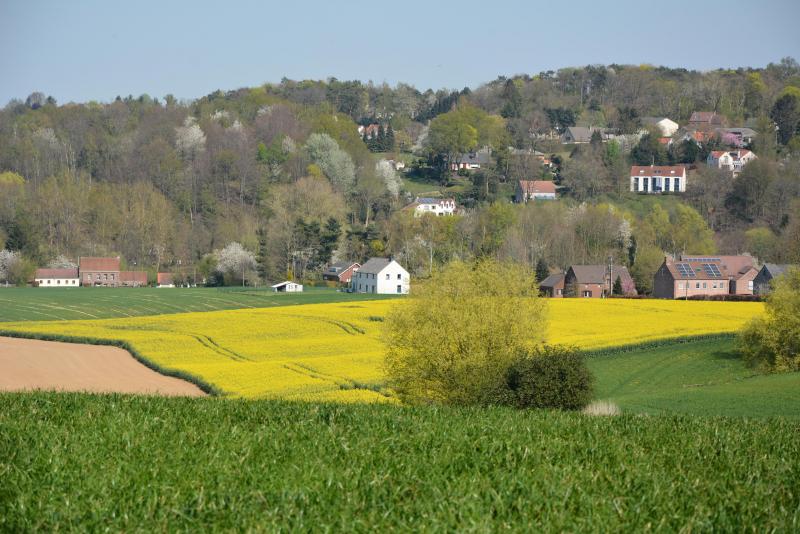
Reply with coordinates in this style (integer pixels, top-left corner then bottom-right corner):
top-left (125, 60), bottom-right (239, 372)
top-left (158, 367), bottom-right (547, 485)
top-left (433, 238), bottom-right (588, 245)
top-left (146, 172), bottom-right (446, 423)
top-left (516, 180), bottom-right (556, 202)
top-left (351, 258), bottom-right (409, 295)
top-left (157, 273), bottom-right (175, 288)
top-left (564, 265), bottom-right (636, 298)
top-left (539, 273), bottom-right (565, 297)
top-left (323, 261), bottom-right (361, 284)
top-left (34, 268), bottom-right (79, 287)
top-left (271, 281), bottom-right (303, 292)
top-left (77, 257), bottom-right (148, 287)
top-left (753, 263), bottom-right (796, 295)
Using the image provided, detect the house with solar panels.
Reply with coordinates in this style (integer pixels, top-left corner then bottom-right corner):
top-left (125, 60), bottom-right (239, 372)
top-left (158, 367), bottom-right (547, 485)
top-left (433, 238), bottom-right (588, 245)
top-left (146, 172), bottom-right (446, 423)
top-left (653, 258), bottom-right (734, 299)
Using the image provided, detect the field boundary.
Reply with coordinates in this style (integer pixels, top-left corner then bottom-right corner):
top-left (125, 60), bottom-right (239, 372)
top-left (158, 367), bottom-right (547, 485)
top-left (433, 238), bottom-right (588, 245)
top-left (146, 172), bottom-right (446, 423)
top-left (0, 329), bottom-right (223, 396)
top-left (579, 332), bottom-right (737, 358)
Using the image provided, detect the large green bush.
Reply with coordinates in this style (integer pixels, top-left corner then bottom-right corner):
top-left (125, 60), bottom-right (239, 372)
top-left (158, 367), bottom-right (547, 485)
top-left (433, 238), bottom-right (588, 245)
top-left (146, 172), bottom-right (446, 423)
top-left (500, 345), bottom-right (593, 410)
top-left (739, 267), bottom-right (800, 371)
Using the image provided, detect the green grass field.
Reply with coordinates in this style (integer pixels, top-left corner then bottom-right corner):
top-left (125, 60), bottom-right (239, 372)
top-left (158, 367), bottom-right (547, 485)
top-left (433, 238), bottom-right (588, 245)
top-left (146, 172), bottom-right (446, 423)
top-left (589, 337), bottom-right (800, 418)
top-left (0, 287), bottom-right (396, 322)
top-left (2, 393), bottom-right (798, 532)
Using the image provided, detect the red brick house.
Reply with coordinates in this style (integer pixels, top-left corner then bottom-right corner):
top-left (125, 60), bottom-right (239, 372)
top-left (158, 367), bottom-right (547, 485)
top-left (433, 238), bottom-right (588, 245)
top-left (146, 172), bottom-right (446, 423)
top-left (78, 257), bottom-right (147, 287)
top-left (564, 265), bottom-right (636, 298)
top-left (323, 261), bottom-right (361, 284)
top-left (539, 273), bottom-right (565, 297)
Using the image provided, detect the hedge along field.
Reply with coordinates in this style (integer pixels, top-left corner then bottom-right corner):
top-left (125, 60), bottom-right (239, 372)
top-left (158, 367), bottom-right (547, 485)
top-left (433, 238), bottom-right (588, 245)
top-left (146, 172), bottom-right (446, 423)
top-left (1, 393), bottom-right (799, 532)
top-left (0, 286), bottom-right (397, 322)
top-left (0, 299), bottom-right (765, 406)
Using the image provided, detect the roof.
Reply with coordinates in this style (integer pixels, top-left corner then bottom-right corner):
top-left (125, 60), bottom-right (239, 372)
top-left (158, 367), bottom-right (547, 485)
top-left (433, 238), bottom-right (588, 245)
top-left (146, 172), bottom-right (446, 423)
top-left (642, 117), bottom-right (676, 125)
top-left (539, 273), bottom-right (565, 288)
top-left (157, 272), bottom-right (174, 284)
top-left (417, 197), bottom-right (455, 205)
top-left (568, 265), bottom-right (632, 285)
top-left (562, 126), bottom-right (612, 143)
top-left (663, 260), bottom-right (727, 280)
top-left (79, 256), bottom-right (120, 271)
top-left (327, 261), bottom-right (360, 273)
top-left (455, 150), bottom-right (490, 165)
top-left (679, 255), bottom-right (754, 277)
top-left (717, 127), bottom-right (757, 137)
top-left (519, 180), bottom-right (556, 195)
top-left (630, 165), bottom-right (686, 176)
top-left (709, 149), bottom-right (753, 160)
top-left (357, 257), bottom-right (393, 275)
top-left (761, 263), bottom-right (794, 278)
top-left (271, 281), bottom-right (300, 288)
top-left (35, 268), bottom-right (78, 279)
top-left (119, 271), bottom-right (147, 283)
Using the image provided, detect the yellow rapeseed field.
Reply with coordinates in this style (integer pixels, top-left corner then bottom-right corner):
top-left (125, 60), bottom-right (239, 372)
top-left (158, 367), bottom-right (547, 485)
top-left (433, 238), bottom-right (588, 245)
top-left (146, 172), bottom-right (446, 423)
top-left (3, 299), bottom-right (763, 401)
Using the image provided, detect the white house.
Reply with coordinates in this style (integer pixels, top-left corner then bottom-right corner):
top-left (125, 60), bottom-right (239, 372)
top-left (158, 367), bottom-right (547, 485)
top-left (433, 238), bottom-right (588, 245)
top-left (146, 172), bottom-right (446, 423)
top-left (34, 268), bottom-right (80, 287)
top-left (405, 197), bottom-right (457, 217)
top-left (351, 258), bottom-right (410, 295)
top-left (271, 281), bottom-right (303, 292)
top-left (450, 149), bottom-right (490, 171)
top-left (706, 149), bottom-right (756, 175)
top-left (630, 165), bottom-right (687, 193)
top-left (641, 117), bottom-right (679, 137)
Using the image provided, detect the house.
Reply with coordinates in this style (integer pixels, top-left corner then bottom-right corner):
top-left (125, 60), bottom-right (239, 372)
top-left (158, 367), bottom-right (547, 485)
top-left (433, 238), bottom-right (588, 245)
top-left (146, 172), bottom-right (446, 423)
top-left (157, 273), bottom-right (175, 288)
top-left (563, 265), bottom-right (636, 298)
top-left (641, 117), bottom-right (679, 137)
top-left (653, 259), bottom-right (731, 299)
top-left (351, 258), bottom-right (409, 295)
top-left (404, 197), bottom-right (457, 216)
top-left (358, 124), bottom-right (380, 140)
top-left (680, 254), bottom-right (757, 295)
top-left (688, 111), bottom-right (724, 129)
top-left (630, 165), bottom-right (687, 193)
top-left (271, 281), bottom-right (303, 292)
top-left (539, 273), bottom-right (565, 297)
top-left (716, 127), bottom-right (757, 147)
top-left (34, 268), bottom-right (79, 287)
top-left (706, 149), bottom-right (756, 175)
top-left (450, 149), bottom-right (490, 171)
top-left (322, 261), bottom-right (361, 284)
top-left (78, 257), bottom-right (147, 287)
top-left (560, 126), bottom-right (615, 144)
top-left (753, 263), bottom-right (796, 295)
top-left (516, 180), bottom-right (556, 202)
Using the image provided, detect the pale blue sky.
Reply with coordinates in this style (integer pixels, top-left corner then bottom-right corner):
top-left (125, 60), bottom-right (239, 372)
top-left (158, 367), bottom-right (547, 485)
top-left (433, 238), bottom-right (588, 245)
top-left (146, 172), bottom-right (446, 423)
top-left (1, 0), bottom-right (799, 105)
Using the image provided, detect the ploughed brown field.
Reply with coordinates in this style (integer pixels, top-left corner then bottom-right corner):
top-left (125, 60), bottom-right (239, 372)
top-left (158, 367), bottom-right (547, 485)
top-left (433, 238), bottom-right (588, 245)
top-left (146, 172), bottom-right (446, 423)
top-left (0, 337), bottom-right (206, 397)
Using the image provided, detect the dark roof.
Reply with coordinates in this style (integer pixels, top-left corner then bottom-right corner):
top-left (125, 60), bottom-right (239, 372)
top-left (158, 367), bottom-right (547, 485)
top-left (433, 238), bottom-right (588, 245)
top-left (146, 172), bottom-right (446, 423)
top-left (761, 263), bottom-right (794, 278)
top-left (456, 151), bottom-right (490, 165)
top-left (35, 268), bottom-right (78, 279)
top-left (680, 255), bottom-right (755, 278)
top-left (327, 261), bottom-right (359, 273)
top-left (539, 273), bottom-right (565, 288)
top-left (79, 257), bottom-right (121, 271)
top-left (663, 260), bottom-right (726, 280)
top-left (568, 265), bottom-right (631, 285)
top-left (357, 257), bottom-right (393, 274)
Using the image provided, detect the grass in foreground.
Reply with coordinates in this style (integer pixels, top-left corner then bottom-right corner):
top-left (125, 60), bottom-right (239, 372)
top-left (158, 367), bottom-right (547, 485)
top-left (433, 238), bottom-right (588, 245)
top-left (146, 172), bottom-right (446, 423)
top-left (590, 337), bottom-right (800, 418)
top-left (0, 286), bottom-right (396, 322)
top-left (1, 392), bottom-right (798, 532)
top-left (0, 299), bottom-right (764, 403)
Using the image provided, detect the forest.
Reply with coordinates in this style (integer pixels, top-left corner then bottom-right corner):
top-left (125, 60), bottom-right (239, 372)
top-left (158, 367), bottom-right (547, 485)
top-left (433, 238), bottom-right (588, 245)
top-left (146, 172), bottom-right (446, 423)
top-left (1, 59), bottom-right (799, 290)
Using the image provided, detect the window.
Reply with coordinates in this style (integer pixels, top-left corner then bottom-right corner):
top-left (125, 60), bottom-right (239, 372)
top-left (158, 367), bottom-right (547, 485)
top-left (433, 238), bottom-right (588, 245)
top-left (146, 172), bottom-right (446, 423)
top-left (748, 280), bottom-right (753, 291)
top-left (556, 289), bottom-right (562, 295)
top-left (47, 279), bottom-right (51, 285)
top-left (582, 291), bottom-right (592, 298)
top-left (712, 282), bottom-right (717, 288)
top-left (643, 177), bottom-right (649, 192)
top-left (664, 177), bottom-right (671, 192)
top-left (86, 274), bottom-right (91, 281)
top-left (696, 282), bottom-right (700, 289)
top-left (702, 282), bottom-right (707, 289)
top-left (397, 285), bottom-right (402, 294)
top-left (385, 273), bottom-right (390, 280)
top-left (111, 274), bottom-right (115, 280)
top-left (397, 273), bottom-right (401, 280)
top-left (674, 178), bottom-right (680, 191)
top-left (721, 281), bottom-right (725, 289)
top-left (96, 274), bottom-right (101, 281)
top-left (633, 177), bottom-right (639, 191)
top-left (57, 280), bottom-right (61, 285)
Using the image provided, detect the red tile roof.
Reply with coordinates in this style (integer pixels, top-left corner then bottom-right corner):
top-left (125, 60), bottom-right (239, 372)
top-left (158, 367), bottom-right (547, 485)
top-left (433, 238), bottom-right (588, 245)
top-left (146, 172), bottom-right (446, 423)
top-left (519, 180), bottom-right (556, 195)
top-left (79, 257), bottom-right (120, 272)
top-left (34, 268), bottom-right (79, 279)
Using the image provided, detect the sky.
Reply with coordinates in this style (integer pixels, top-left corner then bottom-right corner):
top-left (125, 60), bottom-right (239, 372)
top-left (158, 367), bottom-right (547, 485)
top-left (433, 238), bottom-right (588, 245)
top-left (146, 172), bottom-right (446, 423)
top-left (1, 0), bottom-right (799, 105)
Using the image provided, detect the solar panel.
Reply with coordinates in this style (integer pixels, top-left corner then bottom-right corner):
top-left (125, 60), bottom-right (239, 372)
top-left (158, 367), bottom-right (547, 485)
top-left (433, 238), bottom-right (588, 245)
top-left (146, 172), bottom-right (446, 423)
top-left (702, 263), bottom-right (722, 277)
top-left (676, 263), bottom-right (695, 278)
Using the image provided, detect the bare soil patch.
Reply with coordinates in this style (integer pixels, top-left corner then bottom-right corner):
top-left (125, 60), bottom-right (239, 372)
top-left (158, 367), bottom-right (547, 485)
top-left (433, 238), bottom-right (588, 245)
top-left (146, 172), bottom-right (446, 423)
top-left (0, 336), bottom-right (206, 396)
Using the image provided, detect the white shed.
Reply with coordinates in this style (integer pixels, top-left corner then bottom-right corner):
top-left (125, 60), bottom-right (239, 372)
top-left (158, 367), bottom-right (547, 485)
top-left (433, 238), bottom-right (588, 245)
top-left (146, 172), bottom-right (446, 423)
top-left (271, 281), bottom-right (303, 292)
top-left (350, 258), bottom-right (410, 295)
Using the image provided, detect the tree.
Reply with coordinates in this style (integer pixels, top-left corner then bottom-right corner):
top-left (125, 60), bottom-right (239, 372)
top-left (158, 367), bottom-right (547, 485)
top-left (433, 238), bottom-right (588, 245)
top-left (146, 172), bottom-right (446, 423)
top-left (304, 133), bottom-right (356, 193)
top-left (613, 276), bottom-right (623, 295)
top-left (500, 79), bottom-right (522, 119)
top-left (631, 132), bottom-right (668, 165)
top-left (770, 91), bottom-right (800, 145)
top-left (215, 242), bottom-right (258, 286)
top-left (384, 259), bottom-right (547, 406)
top-left (535, 257), bottom-right (549, 283)
top-left (739, 267), bottom-right (800, 371)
